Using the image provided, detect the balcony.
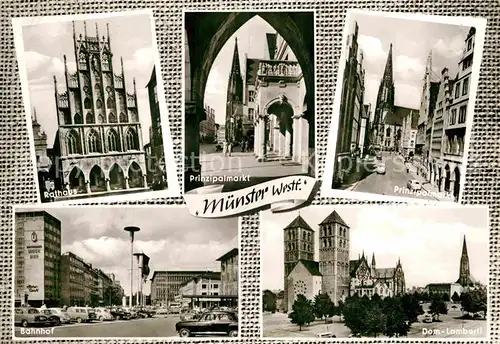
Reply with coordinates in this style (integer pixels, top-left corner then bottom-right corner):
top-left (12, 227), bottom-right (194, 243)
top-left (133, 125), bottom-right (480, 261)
top-left (127, 94), bottom-right (136, 108)
top-left (57, 92), bottom-right (69, 108)
top-left (257, 60), bottom-right (301, 80)
top-left (114, 75), bottom-right (124, 89)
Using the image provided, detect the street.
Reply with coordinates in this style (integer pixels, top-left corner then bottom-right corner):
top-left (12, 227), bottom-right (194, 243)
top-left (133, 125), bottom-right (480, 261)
top-left (15, 315), bottom-right (181, 338)
top-left (349, 152), bottom-right (453, 201)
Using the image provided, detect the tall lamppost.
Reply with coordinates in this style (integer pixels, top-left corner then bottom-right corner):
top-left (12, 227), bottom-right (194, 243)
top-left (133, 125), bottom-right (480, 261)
top-left (124, 226), bottom-right (140, 307)
top-left (133, 252), bottom-right (142, 307)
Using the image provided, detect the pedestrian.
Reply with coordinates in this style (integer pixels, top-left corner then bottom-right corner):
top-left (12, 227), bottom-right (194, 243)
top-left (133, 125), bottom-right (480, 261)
top-left (228, 141), bottom-right (233, 156)
top-left (222, 141), bottom-right (227, 156)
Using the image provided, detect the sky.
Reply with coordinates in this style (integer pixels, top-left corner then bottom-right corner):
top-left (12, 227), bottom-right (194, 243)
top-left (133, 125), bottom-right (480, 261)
top-left (204, 16), bottom-right (276, 125)
top-left (21, 14), bottom-right (156, 147)
top-left (345, 13), bottom-right (471, 120)
top-left (261, 206), bottom-right (489, 291)
top-left (18, 207), bottom-right (238, 297)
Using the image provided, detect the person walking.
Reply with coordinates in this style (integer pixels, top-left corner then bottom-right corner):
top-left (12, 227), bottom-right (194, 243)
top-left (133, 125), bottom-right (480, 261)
top-left (228, 141), bottom-right (233, 156)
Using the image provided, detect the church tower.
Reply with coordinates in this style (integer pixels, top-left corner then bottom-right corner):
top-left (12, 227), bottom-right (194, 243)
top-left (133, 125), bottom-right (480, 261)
top-left (225, 38), bottom-right (244, 143)
top-left (373, 43), bottom-right (395, 145)
top-left (457, 235), bottom-right (473, 287)
top-left (371, 253), bottom-right (376, 276)
top-left (283, 214), bottom-right (315, 312)
top-left (31, 108), bottom-right (48, 162)
top-left (319, 210), bottom-right (350, 303)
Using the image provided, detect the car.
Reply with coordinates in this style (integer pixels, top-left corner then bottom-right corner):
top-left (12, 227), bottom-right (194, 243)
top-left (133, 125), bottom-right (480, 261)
top-left (316, 332), bottom-right (336, 338)
top-left (94, 307), bottom-right (113, 321)
top-left (47, 308), bottom-right (72, 324)
top-left (108, 307), bottom-right (130, 320)
top-left (175, 310), bottom-right (238, 337)
top-left (155, 308), bottom-right (169, 316)
top-left (423, 313), bottom-right (433, 323)
top-left (66, 306), bottom-right (96, 323)
top-left (376, 163), bottom-right (386, 174)
top-left (407, 179), bottom-right (422, 191)
top-left (135, 307), bottom-right (154, 318)
top-left (14, 307), bottom-right (49, 328)
top-left (39, 309), bottom-right (64, 326)
top-left (180, 312), bottom-right (201, 321)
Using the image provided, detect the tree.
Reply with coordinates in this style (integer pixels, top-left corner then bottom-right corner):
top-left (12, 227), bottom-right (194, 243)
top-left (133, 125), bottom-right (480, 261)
top-left (451, 291), bottom-right (460, 303)
top-left (442, 293), bottom-right (450, 302)
top-left (263, 290), bottom-right (277, 313)
top-left (103, 285), bottom-right (122, 306)
top-left (336, 299), bottom-right (344, 321)
top-left (461, 289), bottom-right (487, 318)
top-left (313, 293), bottom-right (334, 322)
top-left (429, 297), bottom-right (448, 321)
top-left (288, 294), bottom-right (315, 331)
top-left (401, 294), bottom-right (424, 324)
top-left (383, 297), bottom-right (410, 337)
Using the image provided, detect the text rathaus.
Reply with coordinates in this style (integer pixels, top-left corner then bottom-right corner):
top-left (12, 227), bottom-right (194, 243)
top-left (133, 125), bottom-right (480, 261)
top-left (50, 21), bottom-right (148, 198)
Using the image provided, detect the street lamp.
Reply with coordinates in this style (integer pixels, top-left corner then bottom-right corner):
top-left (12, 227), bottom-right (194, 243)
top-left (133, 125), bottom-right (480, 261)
top-left (124, 226), bottom-right (140, 307)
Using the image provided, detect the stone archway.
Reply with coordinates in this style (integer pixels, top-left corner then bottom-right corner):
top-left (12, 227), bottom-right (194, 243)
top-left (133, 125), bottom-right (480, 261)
top-left (266, 100), bottom-right (294, 160)
top-left (109, 163), bottom-right (126, 190)
top-left (68, 166), bottom-right (86, 194)
top-left (89, 165), bottom-right (106, 192)
top-left (185, 12), bottom-right (315, 191)
top-left (128, 161), bottom-right (144, 188)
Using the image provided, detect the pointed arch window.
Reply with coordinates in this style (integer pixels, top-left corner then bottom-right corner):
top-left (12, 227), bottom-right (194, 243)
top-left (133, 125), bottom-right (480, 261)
top-left (107, 96), bottom-right (116, 109)
top-left (66, 130), bottom-right (82, 155)
top-left (86, 112), bottom-right (95, 124)
top-left (84, 97), bottom-right (92, 109)
top-left (102, 53), bottom-right (110, 70)
top-left (107, 129), bottom-right (120, 152)
top-left (119, 112), bottom-right (128, 123)
top-left (125, 128), bottom-right (139, 151)
top-left (78, 52), bottom-right (87, 69)
top-left (97, 113), bottom-right (105, 124)
top-left (87, 129), bottom-right (102, 153)
top-left (95, 84), bottom-right (101, 97)
top-left (73, 113), bottom-right (83, 125)
top-left (96, 99), bottom-right (102, 109)
top-left (108, 112), bottom-right (117, 123)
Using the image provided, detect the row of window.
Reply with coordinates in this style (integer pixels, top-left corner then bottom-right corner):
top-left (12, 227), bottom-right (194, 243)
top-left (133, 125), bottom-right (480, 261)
top-left (320, 225), bottom-right (347, 238)
top-left (448, 105), bottom-right (467, 126)
top-left (454, 77), bottom-right (469, 99)
top-left (68, 111), bottom-right (135, 125)
top-left (66, 127), bottom-right (139, 155)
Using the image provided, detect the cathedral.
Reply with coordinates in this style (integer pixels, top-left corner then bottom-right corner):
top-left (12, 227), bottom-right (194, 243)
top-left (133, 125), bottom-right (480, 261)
top-left (225, 38), bottom-right (245, 144)
top-left (372, 44), bottom-right (418, 152)
top-left (282, 210), bottom-right (405, 313)
top-left (49, 21), bottom-right (148, 199)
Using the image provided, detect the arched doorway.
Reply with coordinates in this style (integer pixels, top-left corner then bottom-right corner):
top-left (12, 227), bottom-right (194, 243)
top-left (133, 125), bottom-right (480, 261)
top-left (68, 167), bottom-right (86, 194)
top-left (453, 166), bottom-right (461, 200)
top-left (185, 12), bottom-right (314, 191)
top-left (267, 100), bottom-right (294, 159)
top-left (128, 162), bottom-right (144, 188)
top-left (109, 163), bottom-right (126, 190)
top-left (89, 165), bottom-right (106, 192)
top-left (444, 164), bottom-right (451, 193)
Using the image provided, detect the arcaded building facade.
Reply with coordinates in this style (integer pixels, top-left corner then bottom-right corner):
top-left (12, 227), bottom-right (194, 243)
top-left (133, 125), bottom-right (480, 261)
top-left (51, 21), bottom-right (147, 198)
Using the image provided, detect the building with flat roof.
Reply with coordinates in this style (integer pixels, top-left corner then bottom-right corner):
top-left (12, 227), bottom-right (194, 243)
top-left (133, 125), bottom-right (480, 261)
top-left (61, 251), bottom-right (98, 307)
top-left (217, 248), bottom-right (238, 308)
top-left (178, 272), bottom-right (221, 309)
top-left (14, 211), bottom-right (61, 307)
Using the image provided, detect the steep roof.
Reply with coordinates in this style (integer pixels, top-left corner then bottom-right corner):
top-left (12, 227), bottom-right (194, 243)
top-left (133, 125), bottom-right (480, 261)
top-left (385, 106), bottom-right (418, 126)
top-left (375, 267), bottom-right (395, 278)
top-left (245, 58), bottom-right (260, 85)
top-left (266, 33), bottom-right (277, 60)
top-left (349, 259), bottom-right (362, 277)
top-left (320, 210), bottom-right (349, 227)
top-left (293, 260), bottom-right (322, 276)
top-left (284, 215), bottom-right (314, 231)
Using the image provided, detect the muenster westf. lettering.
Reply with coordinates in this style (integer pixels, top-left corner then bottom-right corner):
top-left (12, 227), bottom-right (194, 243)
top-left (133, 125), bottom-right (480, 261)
top-left (203, 186), bottom-right (269, 214)
top-left (271, 179), bottom-right (302, 196)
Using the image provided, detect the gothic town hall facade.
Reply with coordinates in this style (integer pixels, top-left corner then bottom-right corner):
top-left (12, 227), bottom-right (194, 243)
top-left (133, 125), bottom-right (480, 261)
top-left (51, 21), bottom-right (147, 198)
top-left (283, 210), bottom-right (405, 312)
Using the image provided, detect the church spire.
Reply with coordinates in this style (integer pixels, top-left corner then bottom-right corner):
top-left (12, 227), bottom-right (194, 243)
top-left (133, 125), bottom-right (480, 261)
top-left (457, 235), bottom-right (472, 287)
top-left (230, 38), bottom-right (242, 78)
top-left (382, 43), bottom-right (393, 84)
top-left (371, 253), bottom-right (376, 267)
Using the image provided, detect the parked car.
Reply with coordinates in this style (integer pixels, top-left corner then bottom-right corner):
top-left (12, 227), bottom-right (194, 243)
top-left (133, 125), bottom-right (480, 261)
top-left (155, 308), bottom-right (169, 316)
top-left (66, 306), bottom-right (96, 323)
top-left (14, 307), bottom-right (49, 328)
top-left (376, 163), bottom-right (386, 174)
top-left (175, 310), bottom-right (238, 337)
top-left (94, 307), bottom-right (113, 321)
top-left (47, 308), bottom-right (72, 324)
top-left (180, 312), bottom-right (201, 321)
top-left (316, 332), bottom-right (336, 338)
top-left (407, 179), bottom-right (422, 191)
top-left (109, 307), bottom-right (131, 320)
top-left (135, 307), bottom-right (154, 318)
top-left (423, 313), bottom-right (433, 323)
top-left (39, 309), bottom-right (63, 326)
